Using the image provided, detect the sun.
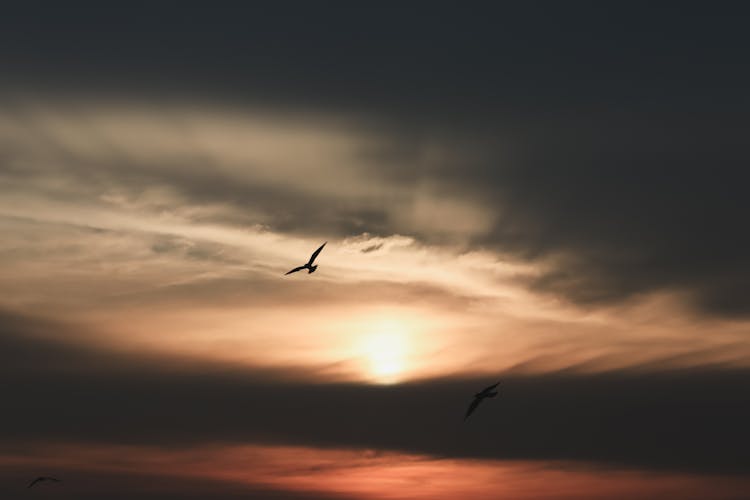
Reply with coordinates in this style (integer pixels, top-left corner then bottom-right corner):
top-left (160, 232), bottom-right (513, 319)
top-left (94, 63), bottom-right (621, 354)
top-left (360, 318), bottom-right (410, 384)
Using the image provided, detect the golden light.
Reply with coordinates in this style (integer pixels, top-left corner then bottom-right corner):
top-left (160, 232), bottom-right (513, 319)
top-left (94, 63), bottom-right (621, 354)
top-left (359, 318), bottom-right (411, 384)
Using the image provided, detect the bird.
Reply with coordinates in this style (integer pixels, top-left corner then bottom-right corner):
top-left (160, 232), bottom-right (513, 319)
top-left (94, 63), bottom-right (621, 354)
top-left (285, 242), bottom-right (326, 275)
top-left (27, 476), bottom-right (61, 488)
top-left (464, 381), bottom-right (500, 420)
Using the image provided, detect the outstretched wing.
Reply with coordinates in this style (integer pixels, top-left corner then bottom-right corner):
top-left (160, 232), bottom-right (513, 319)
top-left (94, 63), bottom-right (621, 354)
top-left (307, 242), bottom-right (327, 265)
top-left (464, 397), bottom-right (482, 420)
top-left (482, 381), bottom-right (501, 394)
top-left (285, 266), bottom-right (306, 275)
top-left (28, 478), bottom-right (43, 488)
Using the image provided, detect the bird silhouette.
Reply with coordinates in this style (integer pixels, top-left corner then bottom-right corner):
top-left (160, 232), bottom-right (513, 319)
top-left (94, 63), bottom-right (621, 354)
top-left (285, 242), bottom-right (326, 275)
top-left (464, 381), bottom-right (500, 420)
top-left (27, 476), bottom-right (61, 488)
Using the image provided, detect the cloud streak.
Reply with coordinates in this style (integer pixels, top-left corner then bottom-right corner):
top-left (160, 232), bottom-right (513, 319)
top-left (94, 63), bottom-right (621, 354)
top-left (2, 311), bottom-right (748, 475)
top-left (3, 443), bottom-right (748, 500)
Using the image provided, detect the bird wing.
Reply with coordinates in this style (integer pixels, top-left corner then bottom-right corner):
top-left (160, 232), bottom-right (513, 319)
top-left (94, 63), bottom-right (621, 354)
top-left (481, 381), bottom-right (500, 394)
top-left (285, 266), bottom-right (306, 275)
top-left (28, 478), bottom-right (42, 488)
top-left (464, 397), bottom-right (482, 420)
top-left (307, 242), bottom-right (327, 265)
top-left (46, 477), bottom-right (61, 482)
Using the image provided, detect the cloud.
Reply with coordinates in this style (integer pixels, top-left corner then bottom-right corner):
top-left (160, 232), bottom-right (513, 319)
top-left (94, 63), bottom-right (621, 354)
top-left (1, 7), bottom-right (749, 498)
top-left (3, 89), bottom-right (749, 319)
top-left (2, 4), bottom-right (748, 113)
top-left (0, 99), bottom-right (489, 244)
top-left (0, 465), bottom-right (356, 500)
top-left (3, 443), bottom-right (748, 500)
top-left (3, 64), bottom-right (750, 318)
top-left (2, 311), bottom-right (748, 475)
top-left (465, 116), bottom-right (750, 316)
top-left (361, 243), bottom-right (384, 253)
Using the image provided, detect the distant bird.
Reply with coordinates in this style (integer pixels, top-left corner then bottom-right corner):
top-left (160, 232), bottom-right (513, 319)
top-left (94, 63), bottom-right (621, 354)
top-left (464, 381), bottom-right (500, 420)
top-left (285, 242), bottom-right (326, 275)
top-left (27, 476), bottom-right (61, 488)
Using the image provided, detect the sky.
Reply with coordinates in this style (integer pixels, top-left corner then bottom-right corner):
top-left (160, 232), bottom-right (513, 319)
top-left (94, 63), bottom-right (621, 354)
top-left (1, 2), bottom-right (749, 499)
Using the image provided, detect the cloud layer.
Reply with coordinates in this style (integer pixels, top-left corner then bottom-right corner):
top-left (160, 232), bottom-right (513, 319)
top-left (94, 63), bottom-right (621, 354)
top-left (3, 311), bottom-right (748, 475)
top-left (1, 5), bottom-right (750, 497)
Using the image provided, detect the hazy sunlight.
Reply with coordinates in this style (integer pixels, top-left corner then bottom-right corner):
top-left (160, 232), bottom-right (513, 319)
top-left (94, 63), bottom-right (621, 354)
top-left (360, 318), bottom-right (410, 384)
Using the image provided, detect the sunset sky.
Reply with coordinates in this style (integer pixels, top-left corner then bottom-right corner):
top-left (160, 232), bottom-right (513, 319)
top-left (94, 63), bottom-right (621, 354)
top-left (1, 3), bottom-right (749, 499)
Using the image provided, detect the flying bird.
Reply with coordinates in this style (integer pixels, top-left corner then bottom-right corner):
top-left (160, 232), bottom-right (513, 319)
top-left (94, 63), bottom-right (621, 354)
top-left (464, 381), bottom-right (500, 420)
top-left (27, 476), bottom-right (61, 488)
top-left (285, 242), bottom-right (326, 275)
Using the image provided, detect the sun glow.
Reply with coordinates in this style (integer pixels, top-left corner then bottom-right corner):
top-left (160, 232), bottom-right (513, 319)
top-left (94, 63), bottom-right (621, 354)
top-left (360, 318), bottom-right (410, 384)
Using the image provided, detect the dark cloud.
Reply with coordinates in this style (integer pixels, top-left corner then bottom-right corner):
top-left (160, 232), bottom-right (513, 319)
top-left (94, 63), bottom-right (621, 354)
top-left (360, 243), bottom-right (384, 254)
top-left (2, 3), bottom-right (749, 114)
top-left (2, 3), bottom-right (750, 316)
top-left (0, 466), bottom-right (355, 500)
top-left (3, 311), bottom-right (749, 475)
top-left (471, 116), bottom-right (750, 315)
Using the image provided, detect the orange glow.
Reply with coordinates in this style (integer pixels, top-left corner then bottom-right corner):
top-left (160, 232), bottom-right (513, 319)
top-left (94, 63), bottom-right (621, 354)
top-left (1, 443), bottom-right (747, 499)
